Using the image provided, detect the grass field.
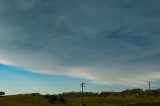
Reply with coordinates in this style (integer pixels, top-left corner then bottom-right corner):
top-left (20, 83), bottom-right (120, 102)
top-left (0, 95), bottom-right (160, 106)
top-left (121, 102), bottom-right (160, 106)
top-left (0, 95), bottom-right (66, 106)
top-left (68, 96), bottom-right (160, 106)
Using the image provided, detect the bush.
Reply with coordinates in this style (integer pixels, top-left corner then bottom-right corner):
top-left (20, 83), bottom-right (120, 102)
top-left (30, 93), bottom-right (41, 97)
top-left (0, 92), bottom-right (5, 96)
top-left (49, 95), bottom-right (57, 102)
top-left (58, 94), bottom-right (67, 104)
top-left (44, 94), bottom-right (57, 102)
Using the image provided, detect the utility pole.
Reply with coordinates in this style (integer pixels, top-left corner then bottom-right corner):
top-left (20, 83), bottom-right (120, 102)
top-left (149, 81), bottom-right (151, 104)
top-left (81, 82), bottom-right (85, 106)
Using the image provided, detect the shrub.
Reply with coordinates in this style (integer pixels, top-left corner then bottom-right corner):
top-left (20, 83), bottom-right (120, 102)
top-left (0, 92), bottom-right (5, 96)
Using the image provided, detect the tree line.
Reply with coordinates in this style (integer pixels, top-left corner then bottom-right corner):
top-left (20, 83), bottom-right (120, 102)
top-left (46, 88), bottom-right (160, 98)
top-left (22, 88), bottom-right (160, 101)
top-left (1, 88), bottom-right (159, 100)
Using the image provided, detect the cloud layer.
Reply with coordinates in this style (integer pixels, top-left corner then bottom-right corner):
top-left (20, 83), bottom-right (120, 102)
top-left (0, 0), bottom-right (160, 85)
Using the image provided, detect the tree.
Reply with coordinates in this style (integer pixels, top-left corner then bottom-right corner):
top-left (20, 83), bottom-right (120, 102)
top-left (30, 93), bottom-right (41, 97)
top-left (0, 92), bottom-right (5, 96)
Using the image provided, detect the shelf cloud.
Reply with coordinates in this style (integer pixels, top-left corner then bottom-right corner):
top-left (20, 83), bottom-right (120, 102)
top-left (0, 0), bottom-right (160, 85)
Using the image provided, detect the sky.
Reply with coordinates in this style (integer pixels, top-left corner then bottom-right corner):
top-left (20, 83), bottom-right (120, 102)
top-left (0, 0), bottom-right (160, 95)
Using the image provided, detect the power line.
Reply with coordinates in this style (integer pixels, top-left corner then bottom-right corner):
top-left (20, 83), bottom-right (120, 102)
top-left (81, 82), bottom-right (85, 106)
top-left (148, 81), bottom-right (151, 104)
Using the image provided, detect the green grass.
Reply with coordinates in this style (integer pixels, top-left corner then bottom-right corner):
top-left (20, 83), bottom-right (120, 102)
top-left (0, 95), bottom-right (160, 106)
top-left (0, 95), bottom-right (66, 106)
top-left (67, 96), bottom-right (160, 106)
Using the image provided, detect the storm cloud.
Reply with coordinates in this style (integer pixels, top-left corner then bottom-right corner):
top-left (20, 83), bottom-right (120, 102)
top-left (0, 0), bottom-right (160, 85)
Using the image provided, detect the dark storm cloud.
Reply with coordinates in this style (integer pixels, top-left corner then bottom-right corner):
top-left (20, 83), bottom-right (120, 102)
top-left (0, 0), bottom-right (160, 84)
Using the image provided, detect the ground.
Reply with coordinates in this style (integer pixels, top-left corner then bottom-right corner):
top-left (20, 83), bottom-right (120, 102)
top-left (0, 95), bottom-right (66, 106)
top-left (0, 95), bottom-right (160, 106)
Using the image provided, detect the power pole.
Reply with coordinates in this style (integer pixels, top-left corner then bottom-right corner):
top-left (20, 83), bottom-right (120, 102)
top-left (149, 81), bottom-right (151, 104)
top-left (81, 82), bottom-right (85, 106)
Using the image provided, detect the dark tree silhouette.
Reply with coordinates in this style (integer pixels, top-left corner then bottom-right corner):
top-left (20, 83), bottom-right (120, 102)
top-left (0, 92), bottom-right (5, 96)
